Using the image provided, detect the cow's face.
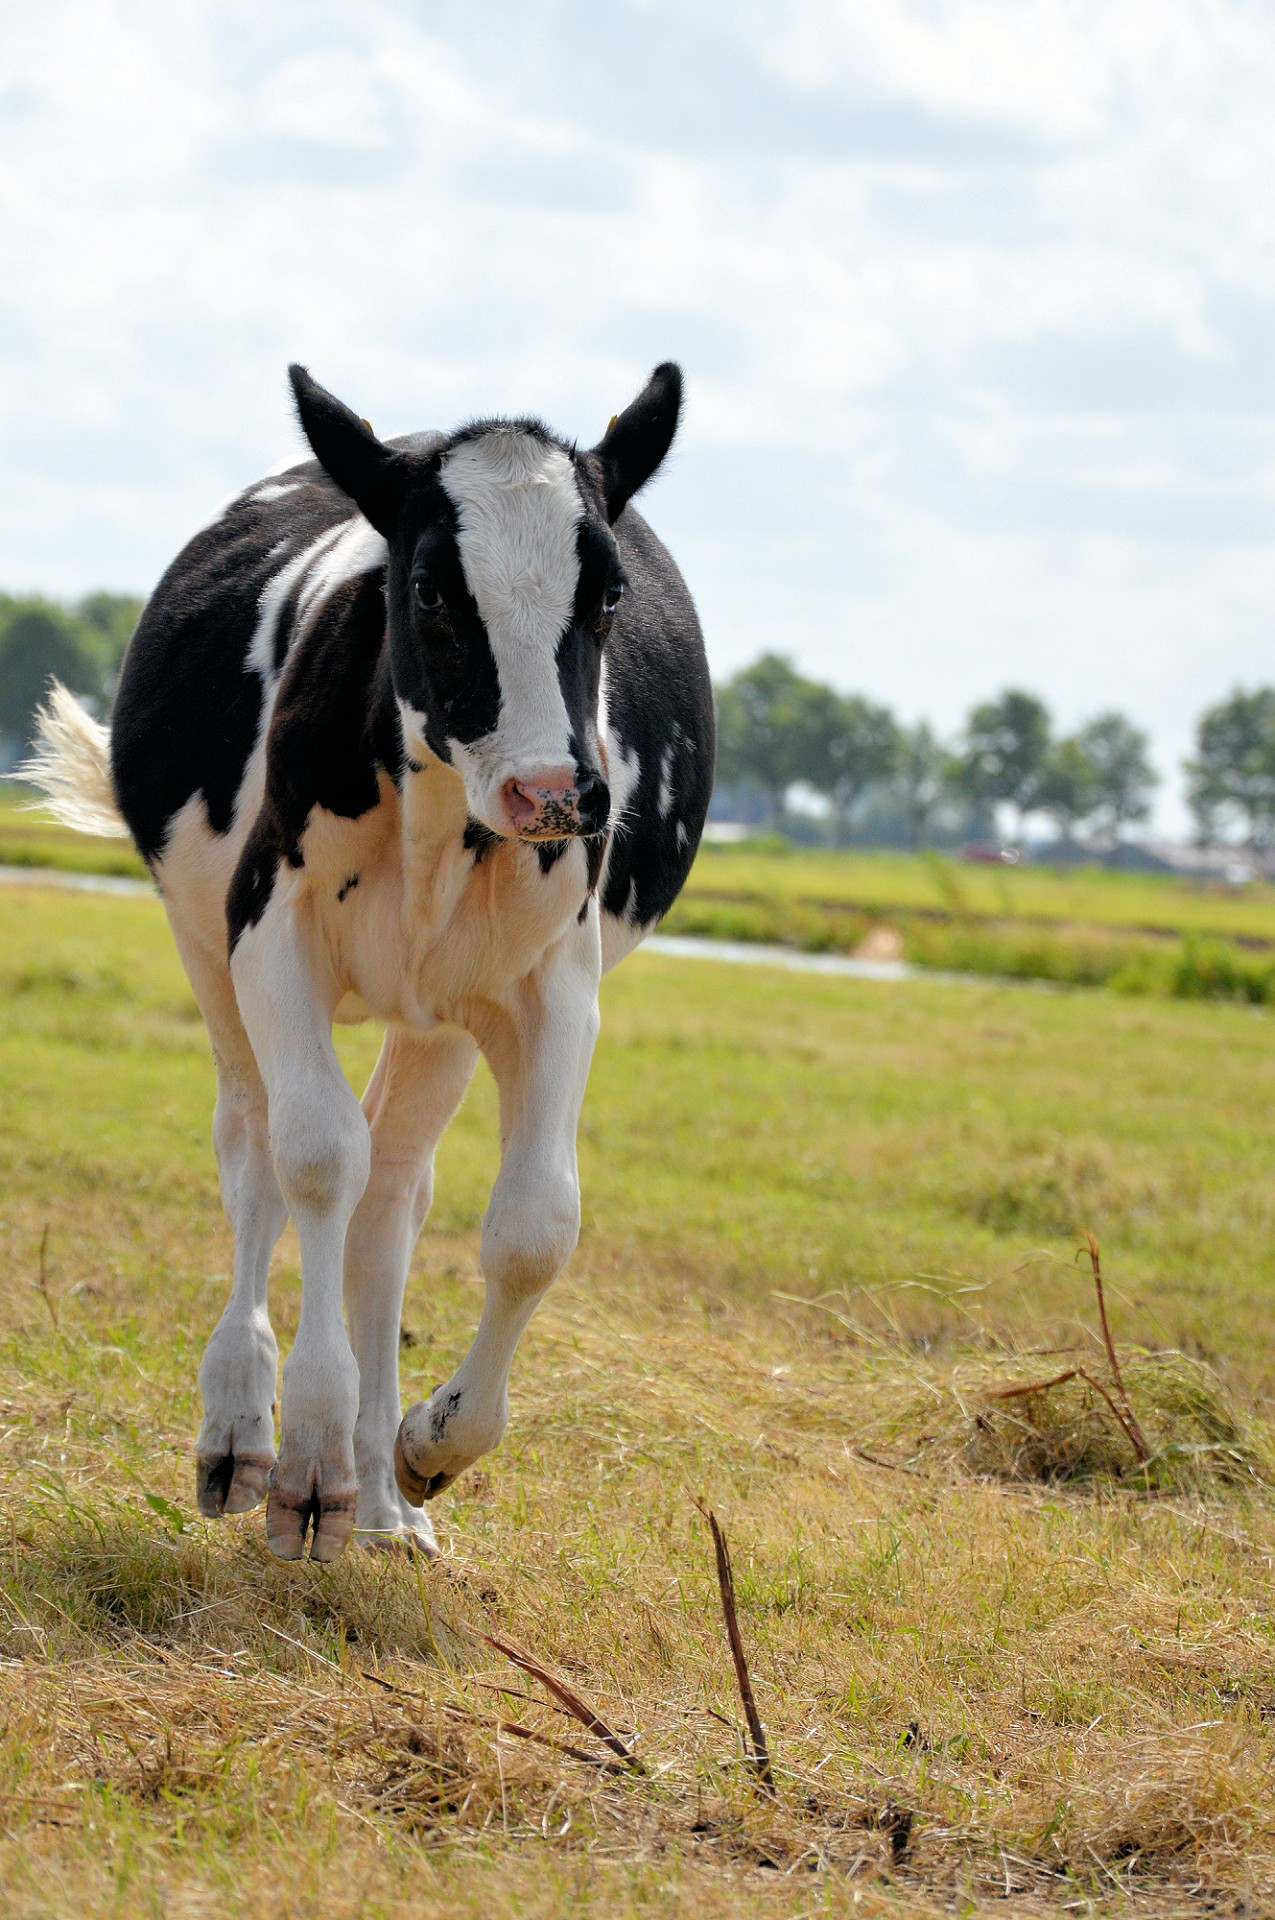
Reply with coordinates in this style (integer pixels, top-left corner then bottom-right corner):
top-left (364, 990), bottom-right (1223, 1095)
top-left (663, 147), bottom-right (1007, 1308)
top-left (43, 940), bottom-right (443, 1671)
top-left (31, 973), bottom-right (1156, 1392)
top-left (289, 362), bottom-right (682, 843)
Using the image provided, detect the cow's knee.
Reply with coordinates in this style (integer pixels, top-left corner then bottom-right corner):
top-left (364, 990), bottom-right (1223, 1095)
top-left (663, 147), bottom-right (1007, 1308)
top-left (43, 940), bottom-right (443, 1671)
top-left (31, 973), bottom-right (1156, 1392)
top-left (271, 1089), bottom-right (370, 1217)
top-left (481, 1164), bottom-right (580, 1300)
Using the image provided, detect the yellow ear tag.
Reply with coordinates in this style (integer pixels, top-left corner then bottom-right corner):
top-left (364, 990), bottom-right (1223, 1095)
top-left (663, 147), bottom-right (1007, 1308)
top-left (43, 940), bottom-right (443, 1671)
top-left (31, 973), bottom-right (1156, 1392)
top-left (361, 418), bottom-right (374, 434)
top-left (605, 414), bottom-right (618, 435)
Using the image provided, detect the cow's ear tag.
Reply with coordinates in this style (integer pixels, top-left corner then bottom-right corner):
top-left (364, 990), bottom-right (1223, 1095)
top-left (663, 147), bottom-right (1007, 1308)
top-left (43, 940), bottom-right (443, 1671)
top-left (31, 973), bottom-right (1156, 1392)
top-left (361, 418), bottom-right (374, 435)
top-left (605, 414), bottom-right (618, 436)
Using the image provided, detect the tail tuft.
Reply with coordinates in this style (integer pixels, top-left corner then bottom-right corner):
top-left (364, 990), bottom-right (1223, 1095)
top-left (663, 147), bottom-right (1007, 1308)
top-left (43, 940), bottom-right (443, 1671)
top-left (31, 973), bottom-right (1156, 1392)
top-left (17, 682), bottom-right (130, 839)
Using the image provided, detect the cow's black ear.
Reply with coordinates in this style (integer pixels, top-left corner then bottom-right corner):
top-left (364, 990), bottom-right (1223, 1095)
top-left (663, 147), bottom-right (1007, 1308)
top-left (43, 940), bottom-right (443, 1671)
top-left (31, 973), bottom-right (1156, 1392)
top-left (288, 364), bottom-right (408, 537)
top-left (589, 362), bottom-right (683, 524)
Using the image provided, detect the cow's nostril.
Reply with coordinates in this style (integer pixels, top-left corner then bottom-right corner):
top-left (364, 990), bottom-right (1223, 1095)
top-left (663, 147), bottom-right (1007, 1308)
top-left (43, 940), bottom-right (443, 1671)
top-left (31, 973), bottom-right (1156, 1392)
top-left (580, 775), bottom-right (610, 832)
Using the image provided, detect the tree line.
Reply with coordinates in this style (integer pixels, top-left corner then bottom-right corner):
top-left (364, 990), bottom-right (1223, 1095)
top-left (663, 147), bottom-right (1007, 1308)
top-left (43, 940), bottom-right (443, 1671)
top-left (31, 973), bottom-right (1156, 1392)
top-left (3, 596), bottom-right (1275, 850)
top-left (0, 592), bottom-right (143, 762)
top-left (717, 654), bottom-right (1275, 850)
top-left (715, 654), bottom-right (1157, 847)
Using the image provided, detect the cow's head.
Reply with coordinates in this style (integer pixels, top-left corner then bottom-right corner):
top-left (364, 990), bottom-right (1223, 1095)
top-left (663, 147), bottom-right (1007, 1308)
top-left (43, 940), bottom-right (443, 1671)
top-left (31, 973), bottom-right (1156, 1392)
top-left (288, 360), bottom-right (683, 842)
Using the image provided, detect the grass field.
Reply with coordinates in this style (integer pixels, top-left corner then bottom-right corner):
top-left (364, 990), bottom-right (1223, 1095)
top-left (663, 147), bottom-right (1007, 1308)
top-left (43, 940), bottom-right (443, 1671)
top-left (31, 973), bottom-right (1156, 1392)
top-left (666, 844), bottom-right (1275, 1005)
top-left (3, 879), bottom-right (1275, 1915)
top-left (8, 783), bottom-right (1275, 1004)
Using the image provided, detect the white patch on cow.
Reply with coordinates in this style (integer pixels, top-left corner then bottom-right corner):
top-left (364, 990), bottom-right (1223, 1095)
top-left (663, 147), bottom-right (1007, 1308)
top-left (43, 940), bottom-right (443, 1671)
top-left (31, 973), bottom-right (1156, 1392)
top-left (246, 523), bottom-right (345, 683)
top-left (438, 433), bottom-right (583, 825)
top-left (294, 515), bottom-right (387, 634)
top-left (245, 517), bottom-right (384, 685)
top-left (252, 480), bottom-right (304, 505)
top-left (599, 660), bottom-right (641, 848)
top-left (676, 820), bottom-right (689, 849)
top-left (657, 743), bottom-right (675, 820)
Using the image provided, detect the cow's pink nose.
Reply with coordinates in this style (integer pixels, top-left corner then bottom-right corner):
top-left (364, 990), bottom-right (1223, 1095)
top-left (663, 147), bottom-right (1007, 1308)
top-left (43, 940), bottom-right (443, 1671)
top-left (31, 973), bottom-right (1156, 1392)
top-left (501, 770), bottom-right (581, 836)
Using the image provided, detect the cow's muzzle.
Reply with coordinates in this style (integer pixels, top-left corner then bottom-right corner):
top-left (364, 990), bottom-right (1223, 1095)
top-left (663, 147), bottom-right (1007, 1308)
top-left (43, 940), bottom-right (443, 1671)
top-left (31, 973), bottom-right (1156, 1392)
top-left (500, 767), bottom-right (610, 840)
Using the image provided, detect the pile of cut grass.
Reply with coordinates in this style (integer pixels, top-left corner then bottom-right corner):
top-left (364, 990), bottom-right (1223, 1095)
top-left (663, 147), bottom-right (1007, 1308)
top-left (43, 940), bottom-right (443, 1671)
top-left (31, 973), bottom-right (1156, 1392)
top-left (870, 1347), bottom-right (1268, 1494)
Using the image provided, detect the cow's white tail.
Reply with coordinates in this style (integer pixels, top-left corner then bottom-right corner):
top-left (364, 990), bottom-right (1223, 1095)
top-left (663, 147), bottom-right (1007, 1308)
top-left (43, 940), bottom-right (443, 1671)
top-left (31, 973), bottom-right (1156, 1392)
top-left (18, 681), bottom-right (130, 839)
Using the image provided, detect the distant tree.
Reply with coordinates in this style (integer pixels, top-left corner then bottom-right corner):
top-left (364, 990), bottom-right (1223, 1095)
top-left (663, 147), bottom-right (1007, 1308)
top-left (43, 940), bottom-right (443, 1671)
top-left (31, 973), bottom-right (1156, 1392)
top-left (715, 654), bottom-right (838, 822)
top-left (823, 694), bottom-right (900, 841)
top-left (1076, 711), bottom-right (1157, 837)
top-left (892, 721), bottom-right (947, 847)
top-left (1186, 687), bottom-right (1275, 846)
top-left (1035, 736), bottom-right (1100, 842)
top-left (76, 591), bottom-right (144, 690)
top-left (955, 689), bottom-right (1052, 839)
top-left (0, 601), bottom-right (100, 752)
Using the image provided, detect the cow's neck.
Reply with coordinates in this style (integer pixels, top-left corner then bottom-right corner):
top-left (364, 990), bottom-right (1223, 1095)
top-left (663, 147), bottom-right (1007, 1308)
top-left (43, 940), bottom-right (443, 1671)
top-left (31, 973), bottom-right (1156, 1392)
top-left (397, 745), bottom-right (473, 941)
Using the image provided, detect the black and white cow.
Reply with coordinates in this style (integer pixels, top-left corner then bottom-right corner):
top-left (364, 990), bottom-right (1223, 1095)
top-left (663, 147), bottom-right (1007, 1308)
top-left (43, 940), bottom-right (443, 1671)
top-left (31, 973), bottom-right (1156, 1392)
top-left (28, 362), bottom-right (713, 1561)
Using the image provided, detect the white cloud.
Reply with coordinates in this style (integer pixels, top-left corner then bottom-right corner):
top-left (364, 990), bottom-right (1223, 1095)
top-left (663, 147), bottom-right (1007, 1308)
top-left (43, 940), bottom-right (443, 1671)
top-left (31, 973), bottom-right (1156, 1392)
top-left (1, 0), bottom-right (1273, 827)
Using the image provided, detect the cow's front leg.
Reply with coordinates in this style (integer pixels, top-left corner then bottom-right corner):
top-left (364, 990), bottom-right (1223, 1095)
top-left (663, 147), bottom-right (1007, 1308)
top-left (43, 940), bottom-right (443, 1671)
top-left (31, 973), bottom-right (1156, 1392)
top-left (344, 1024), bottom-right (477, 1554)
top-left (395, 922), bottom-right (601, 1502)
top-left (232, 901), bottom-right (369, 1562)
top-left (167, 930), bottom-right (287, 1521)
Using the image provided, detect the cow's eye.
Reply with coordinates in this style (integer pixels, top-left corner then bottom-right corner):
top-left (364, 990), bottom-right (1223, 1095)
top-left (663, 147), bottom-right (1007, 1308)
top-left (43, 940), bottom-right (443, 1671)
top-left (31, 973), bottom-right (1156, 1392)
top-left (601, 581), bottom-right (625, 618)
top-left (413, 574), bottom-right (445, 616)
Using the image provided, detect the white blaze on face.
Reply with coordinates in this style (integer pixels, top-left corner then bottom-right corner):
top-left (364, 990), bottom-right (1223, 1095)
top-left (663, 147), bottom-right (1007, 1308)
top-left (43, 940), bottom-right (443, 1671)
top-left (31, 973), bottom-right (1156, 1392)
top-left (438, 432), bottom-right (584, 826)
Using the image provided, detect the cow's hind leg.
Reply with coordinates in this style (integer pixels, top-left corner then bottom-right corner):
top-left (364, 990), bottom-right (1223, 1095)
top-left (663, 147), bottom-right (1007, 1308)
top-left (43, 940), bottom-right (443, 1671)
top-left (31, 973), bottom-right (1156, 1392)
top-left (345, 1025), bottom-right (477, 1555)
top-left (174, 930), bottom-right (287, 1519)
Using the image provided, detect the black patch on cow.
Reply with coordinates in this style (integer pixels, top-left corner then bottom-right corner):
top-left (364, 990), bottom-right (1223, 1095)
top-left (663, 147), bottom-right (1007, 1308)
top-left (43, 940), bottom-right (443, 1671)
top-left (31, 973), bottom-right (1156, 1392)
top-left (464, 817), bottom-right (497, 863)
top-left (337, 873), bottom-right (359, 902)
top-left (597, 509), bottom-right (714, 928)
top-left (384, 495), bottom-right (503, 761)
top-left (430, 1390), bottom-right (463, 1443)
top-left (226, 566), bottom-right (395, 950)
top-left (585, 830), bottom-right (608, 895)
top-left (536, 840), bottom-right (569, 875)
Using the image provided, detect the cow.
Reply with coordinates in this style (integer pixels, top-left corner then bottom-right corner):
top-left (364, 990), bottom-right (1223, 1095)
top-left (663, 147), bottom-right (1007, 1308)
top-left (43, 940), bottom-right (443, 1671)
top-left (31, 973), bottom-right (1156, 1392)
top-left (25, 361), bottom-right (714, 1562)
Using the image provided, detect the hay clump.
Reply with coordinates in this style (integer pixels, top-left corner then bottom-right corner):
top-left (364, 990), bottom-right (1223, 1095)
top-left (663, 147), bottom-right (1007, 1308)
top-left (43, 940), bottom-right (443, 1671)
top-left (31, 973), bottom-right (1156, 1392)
top-left (873, 1349), bottom-right (1268, 1494)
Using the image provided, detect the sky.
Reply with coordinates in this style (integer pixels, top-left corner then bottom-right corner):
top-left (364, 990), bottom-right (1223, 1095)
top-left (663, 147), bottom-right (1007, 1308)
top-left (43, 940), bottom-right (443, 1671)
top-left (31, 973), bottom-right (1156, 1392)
top-left (2, 1), bottom-right (1274, 831)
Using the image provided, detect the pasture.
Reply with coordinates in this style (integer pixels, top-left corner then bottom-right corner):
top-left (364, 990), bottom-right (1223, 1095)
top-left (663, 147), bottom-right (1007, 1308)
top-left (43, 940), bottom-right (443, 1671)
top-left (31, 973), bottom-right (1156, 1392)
top-left (9, 785), bottom-right (1275, 1004)
top-left (3, 879), bottom-right (1275, 1915)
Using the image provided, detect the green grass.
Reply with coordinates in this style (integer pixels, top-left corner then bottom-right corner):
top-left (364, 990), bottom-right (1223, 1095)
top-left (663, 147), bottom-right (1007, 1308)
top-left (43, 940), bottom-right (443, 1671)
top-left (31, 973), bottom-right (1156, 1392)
top-left (10, 785), bottom-right (1275, 1002)
top-left (685, 841), bottom-right (1275, 945)
top-left (5, 880), bottom-right (1275, 1913)
top-left (0, 785), bottom-right (146, 878)
top-left (668, 842), bottom-right (1275, 1005)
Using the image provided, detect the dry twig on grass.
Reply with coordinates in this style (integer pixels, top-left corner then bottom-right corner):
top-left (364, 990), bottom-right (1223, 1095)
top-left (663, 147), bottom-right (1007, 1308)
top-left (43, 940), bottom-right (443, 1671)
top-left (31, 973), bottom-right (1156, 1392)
top-left (979, 1233), bottom-right (1151, 1473)
top-left (479, 1630), bottom-right (645, 1773)
top-left (1083, 1228), bottom-right (1150, 1462)
top-left (694, 1500), bottom-right (776, 1798)
top-left (359, 1666), bottom-right (631, 1774)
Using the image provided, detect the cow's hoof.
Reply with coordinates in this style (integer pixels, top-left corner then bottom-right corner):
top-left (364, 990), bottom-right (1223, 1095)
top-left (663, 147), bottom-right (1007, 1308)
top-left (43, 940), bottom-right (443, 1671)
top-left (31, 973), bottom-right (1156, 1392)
top-left (395, 1391), bottom-right (502, 1503)
top-left (354, 1521), bottom-right (439, 1560)
top-left (195, 1447), bottom-right (274, 1519)
top-left (394, 1429), bottom-right (453, 1505)
top-left (266, 1470), bottom-right (357, 1563)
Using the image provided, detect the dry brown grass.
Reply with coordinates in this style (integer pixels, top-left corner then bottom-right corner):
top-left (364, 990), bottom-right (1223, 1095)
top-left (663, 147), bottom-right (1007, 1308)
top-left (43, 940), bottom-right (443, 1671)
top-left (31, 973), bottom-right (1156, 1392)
top-left (3, 1274), bottom-right (1275, 1918)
